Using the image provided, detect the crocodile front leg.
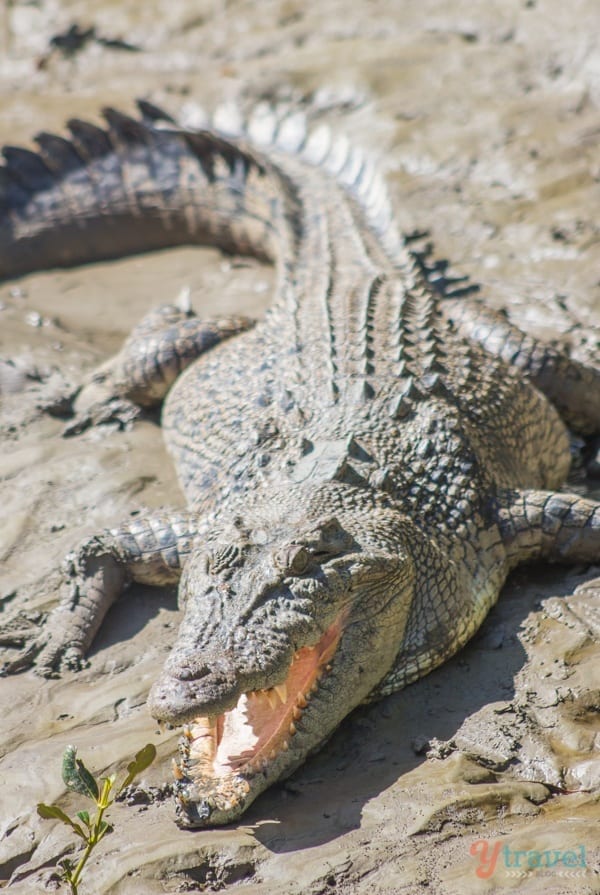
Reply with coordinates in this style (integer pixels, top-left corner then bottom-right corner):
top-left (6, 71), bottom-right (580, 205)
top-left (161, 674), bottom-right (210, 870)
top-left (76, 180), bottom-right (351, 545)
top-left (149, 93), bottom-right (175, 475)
top-left (497, 489), bottom-right (600, 567)
top-left (4, 510), bottom-right (204, 676)
top-left (67, 301), bottom-right (253, 433)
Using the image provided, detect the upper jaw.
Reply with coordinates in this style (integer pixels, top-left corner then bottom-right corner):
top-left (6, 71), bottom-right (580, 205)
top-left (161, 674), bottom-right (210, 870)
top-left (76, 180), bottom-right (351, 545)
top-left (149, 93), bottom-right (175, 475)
top-left (148, 670), bottom-right (238, 725)
top-left (147, 641), bottom-right (299, 725)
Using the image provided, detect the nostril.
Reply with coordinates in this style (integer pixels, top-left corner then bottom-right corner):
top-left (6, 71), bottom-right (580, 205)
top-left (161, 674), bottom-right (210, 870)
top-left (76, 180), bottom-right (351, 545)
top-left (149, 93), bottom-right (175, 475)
top-left (174, 662), bottom-right (212, 682)
top-left (166, 655), bottom-right (213, 681)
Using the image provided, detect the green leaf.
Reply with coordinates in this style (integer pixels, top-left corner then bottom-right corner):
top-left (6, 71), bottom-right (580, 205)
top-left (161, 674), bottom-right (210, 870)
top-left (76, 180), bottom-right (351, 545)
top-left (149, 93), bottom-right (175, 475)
top-left (117, 743), bottom-right (156, 794)
top-left (76, 810), bottom-right (90, 826)
top-left (62, 746), bottom-right (99, 801)
top-left (37, 803), bottom-right (86, 840)
top-left (97, 776), bottom-right (114, 810)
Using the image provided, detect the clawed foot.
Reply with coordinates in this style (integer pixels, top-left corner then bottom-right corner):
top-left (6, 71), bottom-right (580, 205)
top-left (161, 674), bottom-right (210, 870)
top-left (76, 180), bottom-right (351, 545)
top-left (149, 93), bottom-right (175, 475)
top-left (1, 541), bottom-right (126, 677)
top-left (36, 294), bottom-right (253, 437)
top-left (0, 610), bottom-right (45, 674)
top-left (62, 380), bottom-right (142, 436)
top-left (0, 607), bottom-right (89, 677)
top-left (26, 360), bottom-right (143, 436)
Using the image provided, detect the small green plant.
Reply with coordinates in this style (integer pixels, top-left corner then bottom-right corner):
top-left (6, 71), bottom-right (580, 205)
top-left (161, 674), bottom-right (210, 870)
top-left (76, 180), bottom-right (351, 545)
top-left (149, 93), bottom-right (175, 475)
top-left (37, 742), bottom-right (156, 895)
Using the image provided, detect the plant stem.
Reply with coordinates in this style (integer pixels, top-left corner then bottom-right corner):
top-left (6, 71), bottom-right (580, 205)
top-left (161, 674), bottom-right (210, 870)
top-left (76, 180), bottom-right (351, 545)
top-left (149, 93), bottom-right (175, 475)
top-left (68, 803), bottom-right (107, 893)
top-left (68, 838), bottom-right (93, 893)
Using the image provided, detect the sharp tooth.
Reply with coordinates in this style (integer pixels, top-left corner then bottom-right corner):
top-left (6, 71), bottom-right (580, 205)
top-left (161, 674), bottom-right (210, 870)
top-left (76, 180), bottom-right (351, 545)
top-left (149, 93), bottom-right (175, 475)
top-left (275, 683), bottom-right (288, 703)
top-left (194, 717), bottom-right (214, 730)
top-left (281, 740), bottom-right (289, 751)
top-left (265, 688), bottom-right (278, 710)
top-left (183, 726), bottom-right (193, 740)
top-left (296, 695), bottom-right (308, 709)
top-left (269, 749), bottom-right (278, 761)
top-left (289, 721), bottom-right (297, 736)
top-left (292, 706), bottom-right (303, 721)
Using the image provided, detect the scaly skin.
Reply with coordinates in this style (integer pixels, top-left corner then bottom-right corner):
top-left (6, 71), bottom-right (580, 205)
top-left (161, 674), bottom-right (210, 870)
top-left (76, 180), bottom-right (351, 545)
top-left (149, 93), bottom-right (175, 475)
top-left (1, 102), bottom-right (600, 826)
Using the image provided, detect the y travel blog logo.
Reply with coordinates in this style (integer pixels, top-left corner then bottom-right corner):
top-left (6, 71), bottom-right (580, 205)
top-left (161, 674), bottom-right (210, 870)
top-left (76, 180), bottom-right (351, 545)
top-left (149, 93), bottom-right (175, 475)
top-left (470, 839), bottom-right (587, 879)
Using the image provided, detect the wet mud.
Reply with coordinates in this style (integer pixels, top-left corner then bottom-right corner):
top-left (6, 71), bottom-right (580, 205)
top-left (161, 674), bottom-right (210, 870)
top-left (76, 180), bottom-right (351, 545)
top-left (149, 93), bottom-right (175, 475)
top-left (1, 1), bottom-right (599, 892)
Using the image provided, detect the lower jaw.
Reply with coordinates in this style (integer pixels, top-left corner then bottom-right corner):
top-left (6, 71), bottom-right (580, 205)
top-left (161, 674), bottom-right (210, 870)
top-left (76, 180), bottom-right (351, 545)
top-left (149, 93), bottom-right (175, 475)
top-left (174, 769), bottom-right (253, 828)
top-left (173, 713), bottom-right (314, 827)
top-left (173, 748), bottom-right (299, 828)
top-left (172, 708), bottom-right (291, 827)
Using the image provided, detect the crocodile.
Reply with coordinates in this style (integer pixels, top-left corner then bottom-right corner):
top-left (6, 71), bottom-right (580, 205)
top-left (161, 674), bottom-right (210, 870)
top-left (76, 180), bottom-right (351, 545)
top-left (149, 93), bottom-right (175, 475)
top-left (1, 100), bottom-right (600, 827)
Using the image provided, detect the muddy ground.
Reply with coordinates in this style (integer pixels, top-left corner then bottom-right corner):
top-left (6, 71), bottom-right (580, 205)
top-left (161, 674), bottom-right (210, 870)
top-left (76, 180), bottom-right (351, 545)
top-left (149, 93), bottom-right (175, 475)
top-left (1, 0), bottom-right (599, 892)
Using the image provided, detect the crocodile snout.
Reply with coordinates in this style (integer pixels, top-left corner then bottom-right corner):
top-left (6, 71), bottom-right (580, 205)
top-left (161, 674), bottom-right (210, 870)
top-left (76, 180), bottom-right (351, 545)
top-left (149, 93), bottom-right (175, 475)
top-left (147, 658), bottom-right (241, 724)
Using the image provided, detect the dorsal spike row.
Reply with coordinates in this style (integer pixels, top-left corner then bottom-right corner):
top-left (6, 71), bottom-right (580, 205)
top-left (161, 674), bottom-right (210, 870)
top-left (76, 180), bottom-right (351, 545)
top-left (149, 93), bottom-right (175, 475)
top-left (337, 147), bottom-right (365, 188)
top-left (34, 132), bottom-right (83, 175)
top-left (102, 107), bottom-right (152, 144)
top-left (136, 98), bottom-right (176, 125)
top-left (2, 146), bottom-right (54, 192)
top-left (332, 458), bottom-right (367, 488)
top-left (346, 435), bottom-right (373, 462)
top-left (1, 102), bottom-right (179, 214)
top-left (324, 134), bottom-right (350, 176)
top-left (371, 467), bottom-right (396, 493)
top-left (67, 118), bottom-right (111, 159)
top-left (390, 394), bottom-right (414, 421)
top-left (247, 103), bottom-right (278, 147)
top-left (212, 103), bottom-right (244, 137)
top-left (178, 102), bottom-right (209, 131)
top-left (0, 163), bottom-right (32, 209)
top-left (176, 97), bottom-right (401, 256)
top-left (1, 94), bottom-right (402, 265)
top-left (276, 112), bottom-right (307, 153)
top-left (0, 100), bottom-right (270, 233)
top-left (302, 124), bottom-right (331, 166)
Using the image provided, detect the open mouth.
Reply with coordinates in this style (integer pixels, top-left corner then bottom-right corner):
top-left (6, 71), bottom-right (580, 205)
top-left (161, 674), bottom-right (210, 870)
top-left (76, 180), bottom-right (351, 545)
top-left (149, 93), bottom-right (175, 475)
top-left (174, 613), bottom-right (345, 790)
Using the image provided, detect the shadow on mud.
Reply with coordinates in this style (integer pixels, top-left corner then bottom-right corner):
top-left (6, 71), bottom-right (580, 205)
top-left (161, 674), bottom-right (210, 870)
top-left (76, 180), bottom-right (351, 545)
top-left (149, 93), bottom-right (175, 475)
top-left (90, 582), bottom-right (179, 658)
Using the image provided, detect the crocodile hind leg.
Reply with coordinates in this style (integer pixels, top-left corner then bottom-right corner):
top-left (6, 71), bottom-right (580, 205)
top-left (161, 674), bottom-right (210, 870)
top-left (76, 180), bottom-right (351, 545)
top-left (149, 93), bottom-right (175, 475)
top-left (66, 300), bottom-right (253, 433)
top-left (2, 509), bottom-right (205, 676)
top-left (498, 489), bottom-right (600, 567)
top-left (443, 296), bottom-right (600, 436)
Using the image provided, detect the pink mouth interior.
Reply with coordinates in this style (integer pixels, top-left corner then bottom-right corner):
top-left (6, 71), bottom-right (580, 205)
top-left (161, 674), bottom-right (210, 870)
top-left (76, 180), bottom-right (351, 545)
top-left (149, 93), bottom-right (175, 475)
top-left (180, 614), bottom-right (345, 780)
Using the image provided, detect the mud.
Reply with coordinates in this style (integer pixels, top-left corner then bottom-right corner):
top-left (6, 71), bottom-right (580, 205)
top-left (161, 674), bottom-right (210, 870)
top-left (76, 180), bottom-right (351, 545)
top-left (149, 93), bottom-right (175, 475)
top-left (1, 1), bottom-right (599, 892)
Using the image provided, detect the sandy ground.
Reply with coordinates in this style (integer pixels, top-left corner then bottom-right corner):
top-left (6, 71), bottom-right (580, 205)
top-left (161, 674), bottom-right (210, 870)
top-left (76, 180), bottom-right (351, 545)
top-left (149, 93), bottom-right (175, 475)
top-left (1, 0), bottom-right (600, 892)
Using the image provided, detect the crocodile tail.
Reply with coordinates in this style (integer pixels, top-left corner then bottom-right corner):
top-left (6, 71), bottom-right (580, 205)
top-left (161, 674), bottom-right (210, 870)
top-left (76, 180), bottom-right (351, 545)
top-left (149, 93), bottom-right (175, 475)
top-left (0, 102), bottom-right (298, 281)
top-left (204, 100), bottom-right (403, 259)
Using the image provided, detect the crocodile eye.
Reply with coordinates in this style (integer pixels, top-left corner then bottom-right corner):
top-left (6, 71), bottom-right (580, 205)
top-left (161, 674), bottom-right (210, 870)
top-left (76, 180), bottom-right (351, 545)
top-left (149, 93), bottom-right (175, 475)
top-left (273, 544), bottom-right (310, 576)
top-left (320, 518), bottom-right (344, 539)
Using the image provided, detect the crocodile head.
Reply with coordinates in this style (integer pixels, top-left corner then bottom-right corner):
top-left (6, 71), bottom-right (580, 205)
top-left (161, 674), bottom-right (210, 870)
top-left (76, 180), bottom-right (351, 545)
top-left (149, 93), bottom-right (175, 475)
top-left (147, 483), bottom-right (415, 827)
